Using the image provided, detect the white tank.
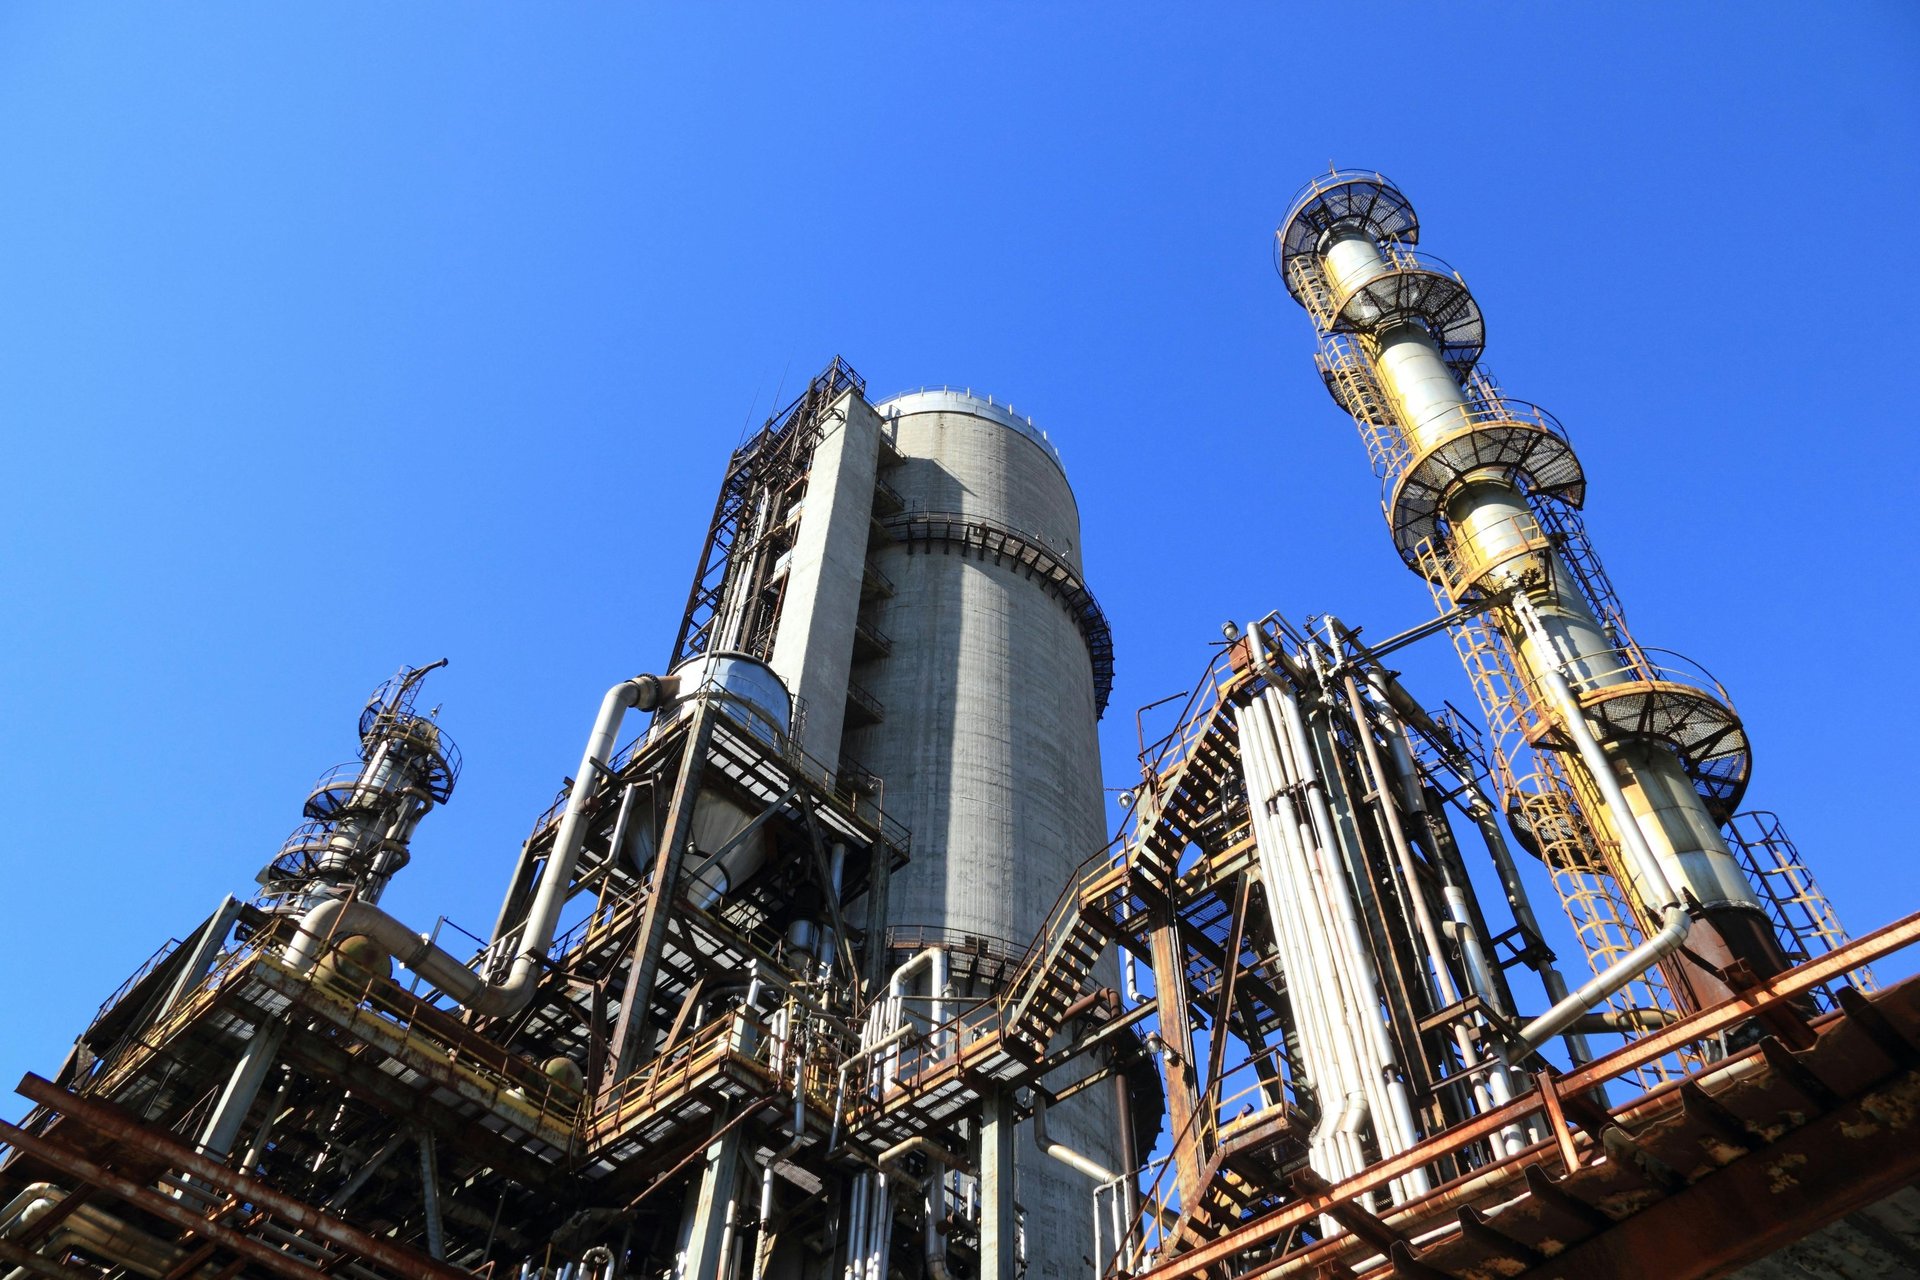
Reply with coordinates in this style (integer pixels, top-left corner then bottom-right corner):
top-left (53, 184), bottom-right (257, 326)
top-left (638, 653), bottom-right (794, 903)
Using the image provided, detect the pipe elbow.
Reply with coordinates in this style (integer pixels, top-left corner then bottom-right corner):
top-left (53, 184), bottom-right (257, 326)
top-left (626, 673), bottom-right (679, 714)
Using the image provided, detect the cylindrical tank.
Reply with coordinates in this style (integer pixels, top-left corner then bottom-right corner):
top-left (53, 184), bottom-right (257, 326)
top-left (847, 389), bottom-right (1113, 1280)
top-left (642, 652), bottom-right (795, 903)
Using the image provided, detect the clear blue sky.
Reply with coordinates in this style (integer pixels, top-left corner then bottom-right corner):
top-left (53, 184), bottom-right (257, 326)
top-left (3, 5), bottom-right (1916, 1094)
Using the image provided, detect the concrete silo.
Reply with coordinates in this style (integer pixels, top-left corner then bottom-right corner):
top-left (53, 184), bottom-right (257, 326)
top-left (848, 389), bottom-right (1119, 1280)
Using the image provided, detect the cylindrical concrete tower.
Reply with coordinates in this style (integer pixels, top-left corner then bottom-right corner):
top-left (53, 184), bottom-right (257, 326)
top-left (847, 388), bottom-right (1116, 1280)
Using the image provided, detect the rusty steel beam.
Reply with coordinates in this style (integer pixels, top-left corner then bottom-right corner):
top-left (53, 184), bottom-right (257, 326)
top-left (1556, 910), bottom-right (1920, 1096)
top-left (1515, 1068), bottom-right (1920, 1279)
top-left (1134, 924), bottom-right (1920, 1280)
top-left (0, 1119), bottom-right (335, 1280)
top-left (15, 1075), bottom-right (475, 1280)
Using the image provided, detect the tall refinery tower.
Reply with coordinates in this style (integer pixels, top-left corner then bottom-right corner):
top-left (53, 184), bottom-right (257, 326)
top-left (1274, 171), bottom-right (1794, 1022)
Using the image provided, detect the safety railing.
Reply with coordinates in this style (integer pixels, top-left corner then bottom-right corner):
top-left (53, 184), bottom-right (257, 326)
top-left (594, 1008), bottom-right (772, 1137)
top-left (316, 960), bottom-right (584, 1138)
top-left (88, 936), bottom-right (183, 1031)
top-left (845, 678), bottom-right (885, 724)
top-left (1389, 394), bottom-right (1572, 482)
top-left (528, 685), bottom-right (911, 856)
top-left (1106, 1041), bottom-right (1302, 1275)
top-left (852, 614), bottom-right (893, 657)
top-left (1548, 643), bottom-right (1736, 713)
top-left (860, 557), bottom-right (896, 600)
top-left (1725, 811), bottom-right (1873, 1007)
top-left (1412, 511), bottom-right (1556, 605)
top-left (301, 761), bottom-right (378, 818)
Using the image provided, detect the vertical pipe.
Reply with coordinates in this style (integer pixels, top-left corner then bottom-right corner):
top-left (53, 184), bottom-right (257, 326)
top-left (1340, 670), bottom-right (1461, 1009)
top-left (1111, 1070), bottom-right (1140, 1256)
top-left (1244, 629), bottom-right (1428, 1193)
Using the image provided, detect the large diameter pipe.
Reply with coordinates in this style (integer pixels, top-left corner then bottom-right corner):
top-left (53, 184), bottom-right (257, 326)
top-left (286, 674), bottom-right (675, 1017)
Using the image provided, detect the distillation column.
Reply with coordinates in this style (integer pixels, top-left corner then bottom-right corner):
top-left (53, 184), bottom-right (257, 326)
top-left (1275, 173), bottom-right (1789, 1010)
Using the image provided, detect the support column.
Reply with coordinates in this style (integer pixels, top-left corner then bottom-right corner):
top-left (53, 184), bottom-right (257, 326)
top-left (197, 1023), bottom-right (287, 1161)
top-left (161, 895), bottom-right (243, 1016)
top-left (979, 1092), bottom-right (1017, 1280)
top-left (418, 1131), bottom-right (446, 1261)
top-left (607, 709), bottom-right (716, 1082)
top-left (681, 1122), bottom-right (745, 1280)
top-left (1148, 916), bottom-right (1205, 1209)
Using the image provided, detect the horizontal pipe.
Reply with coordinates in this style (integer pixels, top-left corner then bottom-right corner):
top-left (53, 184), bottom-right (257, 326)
top-left (1569, 1008), bottom-right (1679, 1034)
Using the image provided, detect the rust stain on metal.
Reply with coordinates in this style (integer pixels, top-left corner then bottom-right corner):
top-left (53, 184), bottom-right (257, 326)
top-left (1765, 1151), bottom-right (1807, 1194)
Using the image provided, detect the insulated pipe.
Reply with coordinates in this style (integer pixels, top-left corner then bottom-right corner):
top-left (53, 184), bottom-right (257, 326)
top-left (1267, 682), bottom-right (1424, 1164)
top-left (1237, 695), bottom-right (1366, 1186)
top-left (875, 1134), bottom-right (965, 1279)
top-left (1334, 660), bottom-right (1526, 1142)
top-left (750, 1162), bottom-right (778, 1280)
top-left (1236, 709), bottom-right (1337, 1164)
top-left (1244, 672), bottom-right (1377, 1211)
top-left (1512, 596), bottom-right (1678, 913)
top-left (1030, 1093), bottom-right (1120, 1185)
top-left (1358, 659), bottom-right (1602, 1064)
top-left (888, 948), bottom-right (949, 1058)
top-left (1245, 628), bottom-right (1425, 1189)
top-left (1338, 668), bottom-right (1461, 1010)
top-left (1259, 710), bottom-right (1382, 1182)
top-left (924, 1173), bottom-right (954, 1280)
top-left (286, 674), bottom-right (676, 1017)
top-left (1570, 1008), bottom-right (1679, 1033)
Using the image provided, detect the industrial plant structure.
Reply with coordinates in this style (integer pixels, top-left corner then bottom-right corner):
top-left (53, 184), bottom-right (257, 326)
top-left (3, 171), bottom-right (1917, 1280)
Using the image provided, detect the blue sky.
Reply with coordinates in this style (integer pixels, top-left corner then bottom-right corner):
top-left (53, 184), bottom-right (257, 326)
top-left (2, 5), bottom-right (1916, 1094)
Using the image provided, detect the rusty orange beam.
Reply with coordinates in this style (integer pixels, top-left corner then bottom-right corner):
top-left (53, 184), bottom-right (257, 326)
top-left (1137, 911), bottom-right (1920, 1280)
top-left (1521, 1068), bottom-right (1920, 1279)
top-left (0, 1120), bottom-right (335, 1280)
top-left (14, 1075), bottom-right (473, 1280)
